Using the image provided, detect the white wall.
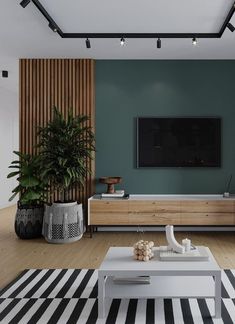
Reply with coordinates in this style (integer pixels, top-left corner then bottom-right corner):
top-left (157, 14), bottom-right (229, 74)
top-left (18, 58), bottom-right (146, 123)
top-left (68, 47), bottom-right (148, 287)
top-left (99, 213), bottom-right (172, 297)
top-left (0, 57), bottom-right (19, 208)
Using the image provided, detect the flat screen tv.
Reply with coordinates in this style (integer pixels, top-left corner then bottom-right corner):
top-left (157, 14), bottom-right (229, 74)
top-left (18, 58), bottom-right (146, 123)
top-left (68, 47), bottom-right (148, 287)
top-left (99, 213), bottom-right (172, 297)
top-left (137, 117), bottom-right (221, 168)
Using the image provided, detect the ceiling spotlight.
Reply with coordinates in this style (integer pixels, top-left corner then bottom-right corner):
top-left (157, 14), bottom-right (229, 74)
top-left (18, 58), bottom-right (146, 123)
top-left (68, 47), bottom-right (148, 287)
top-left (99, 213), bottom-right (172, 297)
top-left (48, 22), bottom-right (58, 32)
top-left (20, 0), bottom-right (30, 8)
top-left (227, 23), bottom-right (235, 32)
top-left (86, 38), bottom-right (91, 49)
top-left (157, 38), bottom-right (161, 49)
top-left (120, 37), bottom-right (125, 46)
top-left (192, 37), bottom-right (197, 46)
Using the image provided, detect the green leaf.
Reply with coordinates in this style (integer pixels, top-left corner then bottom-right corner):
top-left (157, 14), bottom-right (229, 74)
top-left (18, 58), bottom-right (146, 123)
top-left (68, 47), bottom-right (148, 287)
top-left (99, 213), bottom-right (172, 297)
top-left (13, 151), bottom-right (30, 160)
top-left (7, 171), bottom-right (20, 178)
top-left (21, 165), bottom-right (33, 176)
top-left (8, 165), bottom-right (20, 169)
top-left (12, 185), bottom-right (21, 194)
top-left (63, 175), bottom-right (71, 188)
top-left (67, 168), bottom-right (73, 178)
top-left (10, 160), bottom-right (21, 164)
top-left (19, 176), bottom-right (40, 187)
top-left (58, 158), bottom-right (67, 166)
top-left (13, 151), bottom-right (22, 157)
top-left (22, 191), bottom-right (41, 201)
top-left (9, 192), bottom-right (18, 202)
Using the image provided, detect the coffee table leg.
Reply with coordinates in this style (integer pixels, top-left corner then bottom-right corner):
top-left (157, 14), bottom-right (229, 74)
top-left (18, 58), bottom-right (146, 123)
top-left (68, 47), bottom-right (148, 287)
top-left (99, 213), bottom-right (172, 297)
top-left (214, 272), bottom-right (221, 318)
top-left (98, 273), bottom-right (106, 318)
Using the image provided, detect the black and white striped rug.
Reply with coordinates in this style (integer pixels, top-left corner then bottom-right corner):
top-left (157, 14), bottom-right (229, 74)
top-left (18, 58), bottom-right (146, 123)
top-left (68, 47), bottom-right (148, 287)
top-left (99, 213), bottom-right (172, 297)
top-left (0, 269), bottom-right (235, 324)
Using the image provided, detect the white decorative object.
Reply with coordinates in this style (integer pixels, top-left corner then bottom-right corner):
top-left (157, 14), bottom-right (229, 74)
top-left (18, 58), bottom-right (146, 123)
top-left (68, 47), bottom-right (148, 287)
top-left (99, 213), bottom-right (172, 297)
top-left (165, 225), bottom-right (185, 253)
top-left (159, 246), bottom-right (209, 261)
top-left (182, 238), bottom-right (191, 252)
top-left (133, 240), bottom-right (154, 261)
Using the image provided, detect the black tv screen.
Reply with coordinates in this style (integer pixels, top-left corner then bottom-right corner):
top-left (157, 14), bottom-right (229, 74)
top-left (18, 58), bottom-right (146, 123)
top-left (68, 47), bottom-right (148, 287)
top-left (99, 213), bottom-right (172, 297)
top-left (137, 117), bottom-right (221, 167)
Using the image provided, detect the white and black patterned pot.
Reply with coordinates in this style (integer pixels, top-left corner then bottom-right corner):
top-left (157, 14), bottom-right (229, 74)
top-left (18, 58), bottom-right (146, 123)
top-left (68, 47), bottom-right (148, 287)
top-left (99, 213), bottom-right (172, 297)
top-left (15, 204), bottom-right (44, 239)
top-left (42, 202), bottom-right (84, 244)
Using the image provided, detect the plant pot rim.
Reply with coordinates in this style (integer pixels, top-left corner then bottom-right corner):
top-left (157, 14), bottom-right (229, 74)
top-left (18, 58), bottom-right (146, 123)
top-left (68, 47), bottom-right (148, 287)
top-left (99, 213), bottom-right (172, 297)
top-left (52, 201), bottom-right (79, 207)
top-left (17, 202), bottom-right (44, 210)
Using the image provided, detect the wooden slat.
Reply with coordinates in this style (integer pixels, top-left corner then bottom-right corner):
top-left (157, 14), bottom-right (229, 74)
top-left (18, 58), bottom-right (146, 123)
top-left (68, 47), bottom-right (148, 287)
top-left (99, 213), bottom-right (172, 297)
top-left (19, 59), bottom-right (95, 225)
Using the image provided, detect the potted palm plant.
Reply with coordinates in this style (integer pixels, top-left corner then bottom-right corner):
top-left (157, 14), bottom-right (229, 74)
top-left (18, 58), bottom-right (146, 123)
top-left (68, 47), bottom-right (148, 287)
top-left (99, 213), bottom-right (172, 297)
top-left (7, 151), bottom-right (46, 239)
top-left (38, 107), bottom-right (95, 243)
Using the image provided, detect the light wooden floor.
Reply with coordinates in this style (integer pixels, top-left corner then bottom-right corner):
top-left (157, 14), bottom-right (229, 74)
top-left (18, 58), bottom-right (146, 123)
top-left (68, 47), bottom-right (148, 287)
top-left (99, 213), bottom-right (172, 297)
top-left (0, 205), bottom-right (235, 289)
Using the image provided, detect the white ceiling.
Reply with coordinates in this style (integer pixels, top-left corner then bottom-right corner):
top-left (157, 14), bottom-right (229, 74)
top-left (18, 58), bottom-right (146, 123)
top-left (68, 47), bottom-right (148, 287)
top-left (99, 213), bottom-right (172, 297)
top-left (40, 0), bottom-right (232, 33)
top-left (1, 0), bottom-right (235, 59)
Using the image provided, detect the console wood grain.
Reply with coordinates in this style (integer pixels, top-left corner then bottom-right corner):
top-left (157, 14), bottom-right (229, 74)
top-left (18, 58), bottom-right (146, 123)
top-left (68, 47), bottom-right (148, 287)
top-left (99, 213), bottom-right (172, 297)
top-left (91, 213), bottom-right (130, 225)
top-left (129, 201), bottom-right (180, 213)
top-left (180, 213), bottom-right (234, 225)
top-left (128, 213), bottom-right (181, 225)
top-left (90, 200), bottom-right (129, 213)
top-left (89, 197), bottom-right (235, 226)
top-left (180, 200), bottom-right (234, 213)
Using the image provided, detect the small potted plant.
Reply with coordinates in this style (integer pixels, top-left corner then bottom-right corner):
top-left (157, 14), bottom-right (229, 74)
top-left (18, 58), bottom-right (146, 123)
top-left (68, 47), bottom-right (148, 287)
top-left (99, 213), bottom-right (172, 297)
top-left (38, 107), bottom-right (95, 243)
top-left (7, 151), bottom-right (46, 239)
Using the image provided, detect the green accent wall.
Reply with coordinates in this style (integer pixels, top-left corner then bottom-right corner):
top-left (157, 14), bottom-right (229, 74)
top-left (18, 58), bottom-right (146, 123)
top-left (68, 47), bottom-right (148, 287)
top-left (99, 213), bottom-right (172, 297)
top-left (95, 60), bottom-right (235, 194)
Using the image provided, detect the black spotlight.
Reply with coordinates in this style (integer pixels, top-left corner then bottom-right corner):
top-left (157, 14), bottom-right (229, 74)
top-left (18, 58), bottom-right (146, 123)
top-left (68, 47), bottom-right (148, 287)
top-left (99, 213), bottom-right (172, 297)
top-left (192, 37), bottom-right (197, 46)
top-left (2, 71), bottom-right (8, 78)
top-left (86, 38), bottom-right (91, 49)
top-left (157, 38), bottom-right (161, 49)
top-left (227, 23), bottom-right (235, 32)
top-left (20, 0), bottom-right (31, 8)
top-left (120, 37), bottom-right (125, 46)
top-left (48, 22), bottom-right (58, 32)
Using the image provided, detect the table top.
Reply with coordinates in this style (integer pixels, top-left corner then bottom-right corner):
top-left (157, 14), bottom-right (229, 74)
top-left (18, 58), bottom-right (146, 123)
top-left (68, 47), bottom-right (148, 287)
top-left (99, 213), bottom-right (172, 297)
top-left (90, 194), bottom-right (235, 201)
top-left (99, 246), bottom-right (221, 274)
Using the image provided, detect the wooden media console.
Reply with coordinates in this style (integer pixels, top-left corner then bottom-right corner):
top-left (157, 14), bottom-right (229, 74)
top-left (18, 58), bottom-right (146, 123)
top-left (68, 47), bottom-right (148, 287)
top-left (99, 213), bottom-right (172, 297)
top-left (88, 195), bottom-right (235, 235)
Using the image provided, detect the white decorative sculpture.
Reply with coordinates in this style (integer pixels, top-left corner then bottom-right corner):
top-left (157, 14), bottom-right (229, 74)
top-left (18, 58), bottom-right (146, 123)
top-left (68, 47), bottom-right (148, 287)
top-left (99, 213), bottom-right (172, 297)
top-left (165, 225), bottom-right (185, 254)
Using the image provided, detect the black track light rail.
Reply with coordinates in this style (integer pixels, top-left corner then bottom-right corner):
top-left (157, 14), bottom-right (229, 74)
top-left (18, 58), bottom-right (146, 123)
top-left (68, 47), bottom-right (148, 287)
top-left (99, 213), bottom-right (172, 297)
top-left (30, 0), bottom-right (235, 39)
top-left (32, 0), bottom-right (63, 37)
top-left (219, 2), bottom-right (235, 36)
top-left (63, 33), bottom-right (219, 39)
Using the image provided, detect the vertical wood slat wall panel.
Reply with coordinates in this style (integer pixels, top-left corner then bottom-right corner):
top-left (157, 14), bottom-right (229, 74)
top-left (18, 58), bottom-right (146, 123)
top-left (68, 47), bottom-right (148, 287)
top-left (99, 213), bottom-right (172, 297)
top-left (19, 59), bottom-right (95, 221)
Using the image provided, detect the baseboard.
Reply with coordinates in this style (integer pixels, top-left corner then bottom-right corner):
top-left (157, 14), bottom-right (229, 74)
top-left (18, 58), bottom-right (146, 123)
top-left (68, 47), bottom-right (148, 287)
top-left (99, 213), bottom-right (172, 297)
top-left (97, 226), bottom-right (235, 232)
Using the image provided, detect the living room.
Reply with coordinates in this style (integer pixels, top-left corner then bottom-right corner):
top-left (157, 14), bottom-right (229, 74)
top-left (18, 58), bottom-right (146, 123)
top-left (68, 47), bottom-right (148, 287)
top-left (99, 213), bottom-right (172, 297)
top-left (0, 0), bottom-right (235, 323)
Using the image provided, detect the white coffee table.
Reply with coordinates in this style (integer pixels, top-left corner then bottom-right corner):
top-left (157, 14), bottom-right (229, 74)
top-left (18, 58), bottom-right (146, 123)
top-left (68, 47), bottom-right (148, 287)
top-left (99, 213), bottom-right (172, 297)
top-left (98, 246), bottom-right (221, 318)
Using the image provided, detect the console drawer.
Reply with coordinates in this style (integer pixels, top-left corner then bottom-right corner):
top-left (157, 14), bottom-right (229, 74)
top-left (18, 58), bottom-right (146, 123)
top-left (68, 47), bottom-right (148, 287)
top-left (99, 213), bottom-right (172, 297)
top-left (181, 213), bottom-right (234, 225)
top-left (127, 213), bottom-right (181, 225)
top-left (90, 212), bottom-right (130, 225)
top-left (90, 200), bottom-right (129, 213)
top-left (180, 200), bottom-right (234, 213)
top-left (129, 200), bottom-right (180, 213)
